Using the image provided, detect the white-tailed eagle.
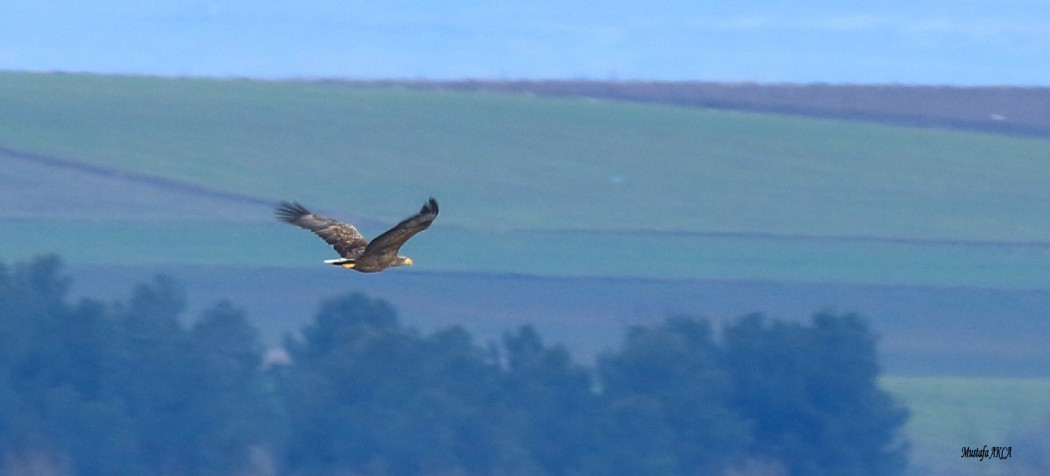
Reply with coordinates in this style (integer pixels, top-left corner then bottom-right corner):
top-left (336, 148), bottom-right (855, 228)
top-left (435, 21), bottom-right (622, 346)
top-left (276, 197), bottom-right (438, 273)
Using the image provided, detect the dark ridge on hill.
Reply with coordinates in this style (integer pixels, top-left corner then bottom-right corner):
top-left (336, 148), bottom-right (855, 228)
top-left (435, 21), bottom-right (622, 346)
top-left (536, 227), bottom-right (1050, 250)
top-left (0, 144), bottom-right (275, 209)
top-left (352, 80), bottom-right (1050, 137)
top-left (0, 142), bottom-right (277, 205)
top-left (0, 144), bottom-right (394, 228)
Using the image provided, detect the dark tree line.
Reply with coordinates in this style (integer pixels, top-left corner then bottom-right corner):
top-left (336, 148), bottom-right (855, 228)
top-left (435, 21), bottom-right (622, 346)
top-left (0, 256), bottom-right (908, 475)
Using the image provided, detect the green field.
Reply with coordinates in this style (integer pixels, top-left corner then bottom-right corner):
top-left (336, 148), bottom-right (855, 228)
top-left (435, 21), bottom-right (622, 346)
top-left (883, 377), bottom-right (1050, 475)
top-left (3, 72), bottom-right (1050, 240)
top-left (4, 72), bottom-right (1050, 289)
top-left (8, 221), bottom-right (1050, 289)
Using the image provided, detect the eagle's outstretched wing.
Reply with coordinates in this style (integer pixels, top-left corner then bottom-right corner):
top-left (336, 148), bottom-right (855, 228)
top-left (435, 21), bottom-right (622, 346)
top-left (275, 201), bottom-right (369, 259)
top-left (362, 197), bottom-right (439, 260)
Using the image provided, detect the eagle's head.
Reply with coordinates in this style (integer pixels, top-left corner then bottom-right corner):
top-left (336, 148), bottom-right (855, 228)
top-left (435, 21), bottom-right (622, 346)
top-left (394, 256), bottom-right (414, 267)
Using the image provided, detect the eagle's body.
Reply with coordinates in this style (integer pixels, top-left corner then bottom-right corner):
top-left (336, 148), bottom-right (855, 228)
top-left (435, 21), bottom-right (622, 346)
top-left (276, 198), bottom-right (439, 273)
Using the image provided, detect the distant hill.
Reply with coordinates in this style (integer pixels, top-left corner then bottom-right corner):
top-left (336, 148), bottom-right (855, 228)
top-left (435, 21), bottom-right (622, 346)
top-left (373, 80), bottom-right (1050, 137)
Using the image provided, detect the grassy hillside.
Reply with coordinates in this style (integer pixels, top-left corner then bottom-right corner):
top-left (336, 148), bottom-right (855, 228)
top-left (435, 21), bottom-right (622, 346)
top-left (883, 376), bottom-right (1050, 475)
top-left (4, 73), bottom-right (1050, 288)
top-left (4, 72), bottom-right (1050, 238)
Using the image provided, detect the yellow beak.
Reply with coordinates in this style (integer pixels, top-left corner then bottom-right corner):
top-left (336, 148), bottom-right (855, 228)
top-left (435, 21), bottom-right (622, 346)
top-left (405, 258), bottom-right (414, 266)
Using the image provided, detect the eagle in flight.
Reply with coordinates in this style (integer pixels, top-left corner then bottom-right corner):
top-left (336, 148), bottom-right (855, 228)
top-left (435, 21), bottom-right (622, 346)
top-left (276, 197), bottom-right (439, 273)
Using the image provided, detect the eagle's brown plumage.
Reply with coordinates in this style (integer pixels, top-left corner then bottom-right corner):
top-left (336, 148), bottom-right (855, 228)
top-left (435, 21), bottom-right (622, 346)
top-left (276, 197), bottom-right (439, 273)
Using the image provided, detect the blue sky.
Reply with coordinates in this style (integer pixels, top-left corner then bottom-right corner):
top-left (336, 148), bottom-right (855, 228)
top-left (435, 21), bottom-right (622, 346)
top-left (2, 0), bottom-right (1049, 85)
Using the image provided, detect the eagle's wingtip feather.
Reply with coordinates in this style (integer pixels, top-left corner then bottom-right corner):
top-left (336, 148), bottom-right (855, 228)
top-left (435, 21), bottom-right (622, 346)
top-left (275, 201), bottom-right (310, 223)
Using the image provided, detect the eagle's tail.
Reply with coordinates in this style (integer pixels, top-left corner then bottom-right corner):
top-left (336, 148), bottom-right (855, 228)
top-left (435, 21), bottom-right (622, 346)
top-left (324, 258), bottom-right (355, 268)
